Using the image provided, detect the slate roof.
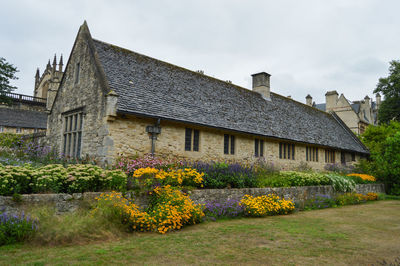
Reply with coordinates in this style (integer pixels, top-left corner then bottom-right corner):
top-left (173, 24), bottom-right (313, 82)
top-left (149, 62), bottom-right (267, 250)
top-left (0, 108), bottom-right (47, 129)
top-left (93, 39), bottom-right (369, 154)
top-left (351, 102), bottom-right (360, 113)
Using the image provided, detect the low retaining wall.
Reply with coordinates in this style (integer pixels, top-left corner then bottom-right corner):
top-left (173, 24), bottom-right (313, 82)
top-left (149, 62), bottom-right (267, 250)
top-left (189, 184), bottom-right (385, 208)
top-left (0, 184), bottom-right (385, 214)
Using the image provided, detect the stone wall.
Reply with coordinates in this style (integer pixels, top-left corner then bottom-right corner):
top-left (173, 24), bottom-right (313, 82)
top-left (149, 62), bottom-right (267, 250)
top-left (47, 25), bottom-right (112, 163)
top-left (0, 184), bottom-right (385, 214)
top-left (108, 114), bottom-right (361, 171)
top-left (189, 184), bottom-right (385, 208)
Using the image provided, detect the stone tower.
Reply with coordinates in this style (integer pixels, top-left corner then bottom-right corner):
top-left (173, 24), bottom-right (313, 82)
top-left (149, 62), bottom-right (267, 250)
top-left (34, 54), bottom-right (64, 110)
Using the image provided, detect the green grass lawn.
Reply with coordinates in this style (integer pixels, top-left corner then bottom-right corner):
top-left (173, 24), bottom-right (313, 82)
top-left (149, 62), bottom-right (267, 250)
top-left (1, 200), bottom-right (400, 265)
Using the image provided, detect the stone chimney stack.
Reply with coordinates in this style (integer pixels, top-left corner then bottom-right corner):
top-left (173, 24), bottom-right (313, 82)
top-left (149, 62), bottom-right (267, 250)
top-left (325, 90), bottom-right (339, 111)
top-left (306, 94), bottom-right (312, 106)
top-left (376, 93), bottom-right (381, 109)
top-left (252, 72), bottom-right (271, 99)
top-left (364, 95), bottom-right (370, 107)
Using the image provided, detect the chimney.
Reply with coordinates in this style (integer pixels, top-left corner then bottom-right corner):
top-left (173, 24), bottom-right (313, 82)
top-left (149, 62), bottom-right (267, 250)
top-left (252, 72), bottom-right (271, 99)
top-left (376, 93), bottom-right (381, 109)
top-left (306, 94), bottom-right (312, 106)
top-left (325, 90), bottom-right (338, 111)
top-left (364, 95), bottom-right (370, 107)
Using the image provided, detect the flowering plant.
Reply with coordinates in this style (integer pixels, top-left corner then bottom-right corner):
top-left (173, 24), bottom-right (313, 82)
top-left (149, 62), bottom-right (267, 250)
top-left (93, 186), bottom-right (204, 234)
top-left (347, 173), bottom-right (376, 182)
top-left (204, 199), bottom-right (244, 218)
top-left (0, 211), bottom-right (38, 245)
top-left (114, 154), bottom-right (183, 176)
top-left (240, 194), bottom-right (295, 217)
top-left (131, 167), bottom-right (204, 191)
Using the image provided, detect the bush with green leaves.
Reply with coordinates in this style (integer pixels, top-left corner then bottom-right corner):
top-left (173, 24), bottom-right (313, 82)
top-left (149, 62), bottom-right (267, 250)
top-left (259, 171), bottom-right (330, 187)
top-left (0, 164), bottom-right (127, 195)
top-left (0, 164), bottom-right (33, 195)
top-left (0, 133), bottom-right (23, 148)
top-left (327, 174), bottom-right (356, 192)
top-left (32, 164), bottom-right (68, 193)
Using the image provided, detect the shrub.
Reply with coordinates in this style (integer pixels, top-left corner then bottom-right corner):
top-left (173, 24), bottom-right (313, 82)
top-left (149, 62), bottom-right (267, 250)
top-left (0, 164), bottom-right (33, 195)
top-left (0, 211), bottom-right (38, 245)
top-left (240, 194), bottom-right (295, 217)
top-left (31, 164), bottom-right (67, 193)
top-left (204, 199), bottom-right (244, 219)
top-left (0, 164), bottom-right (127, 195)
top-left (190, 161), bottom-right (258, 189)
top-left (327, 174), bottom-right (356, 192)
top-left (278, 171), bottom-right (330, 187)
top-left (0, 133), bottom-right (23, 148)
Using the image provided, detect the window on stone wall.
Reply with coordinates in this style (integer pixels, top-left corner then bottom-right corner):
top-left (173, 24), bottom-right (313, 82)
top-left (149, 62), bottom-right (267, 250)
top-left (16, 127), bottom-right (21, 133)
top-left (184, 128), bottom-right (199, 152)
top-left (279, 142), bottom-right (295, 160)
top-left (254, 139), bottom-right (264, 157)
top-left (0, 126), bottom-right (3, 133)
top-left (63, 111), bottom-right (83, 158)
top-left (351, 152), bottom-right (356, 161)
top-left (306, 146), bottom-right (318, 162)
top-left (224, 134), bottom-right (235, 155)
top-left (75, 62), bottom-right (80, 85)
top-left (325, 149), bottom-right (335, 163)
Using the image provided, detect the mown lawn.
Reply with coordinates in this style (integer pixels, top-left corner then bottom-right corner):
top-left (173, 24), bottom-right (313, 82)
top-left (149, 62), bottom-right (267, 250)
top-left (1, 200), bottom-right (399, 265)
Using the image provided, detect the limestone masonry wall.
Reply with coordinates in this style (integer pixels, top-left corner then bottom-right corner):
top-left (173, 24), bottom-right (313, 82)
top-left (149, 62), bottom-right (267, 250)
top-left (108, 114), bottom-right (361, 170)
top-left (47, 27), bottom-right (112, 162)
top-left (0, 184), bottom-right (384, 214)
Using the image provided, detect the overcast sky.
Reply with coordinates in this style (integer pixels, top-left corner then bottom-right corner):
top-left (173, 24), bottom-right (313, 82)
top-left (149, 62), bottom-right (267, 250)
top-left (2, 0), bottom-right (399, 104)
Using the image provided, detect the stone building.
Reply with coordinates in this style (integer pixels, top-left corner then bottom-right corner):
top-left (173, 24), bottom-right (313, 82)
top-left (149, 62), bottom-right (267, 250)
top-left (34, 54), bottom-right (64, 110)
top-left (306, 91), bottom-right (380, 135)
top-left (0, 54), bottom-right (64, 135)
top-left (47, 22), bottom-right (369, 169)
top-left (0, 92), bottom-right (47, 134)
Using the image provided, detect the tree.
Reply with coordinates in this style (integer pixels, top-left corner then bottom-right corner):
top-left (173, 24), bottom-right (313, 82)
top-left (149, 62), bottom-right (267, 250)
top-left (359, 121), bottom-right (400, 195)
top-left (374, 60), bottom-right (400, 124)
top-left (0, 57), bottom-right (18, 104)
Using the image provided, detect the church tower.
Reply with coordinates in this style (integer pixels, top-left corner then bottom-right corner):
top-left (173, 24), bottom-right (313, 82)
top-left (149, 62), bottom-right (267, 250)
top-left (34, 54), bottom-right (64, 110)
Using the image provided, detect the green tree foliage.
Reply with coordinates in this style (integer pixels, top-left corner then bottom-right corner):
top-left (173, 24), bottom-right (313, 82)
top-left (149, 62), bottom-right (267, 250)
top-left (375, 132), bottom-right (400, 195)
top-left (377, 96), bottom-right (400, 123)
top-left (374, 60), bottom-right (400, 123)
top-left (359, 121), bottom-right (400, 194)
top-left (0, 57), bottom-right (18, 103)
